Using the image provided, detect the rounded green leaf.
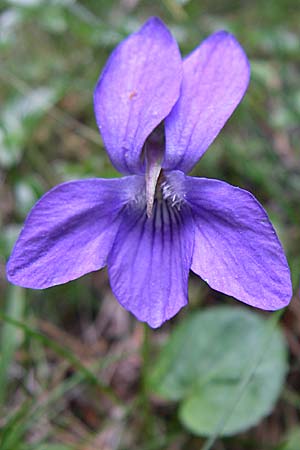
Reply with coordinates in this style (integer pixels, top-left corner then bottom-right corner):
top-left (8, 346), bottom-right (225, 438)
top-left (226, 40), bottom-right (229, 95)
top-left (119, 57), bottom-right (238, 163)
top-left (148, 307), bottom-right (287, 436)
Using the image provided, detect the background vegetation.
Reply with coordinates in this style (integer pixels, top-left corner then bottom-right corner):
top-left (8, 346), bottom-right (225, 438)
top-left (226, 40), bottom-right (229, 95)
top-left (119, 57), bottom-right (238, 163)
top-left (0, 0), bottom-right (299, 449)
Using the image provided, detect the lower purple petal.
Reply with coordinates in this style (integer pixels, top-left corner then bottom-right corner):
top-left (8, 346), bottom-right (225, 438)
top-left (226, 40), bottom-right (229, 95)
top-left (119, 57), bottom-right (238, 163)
top-left (7, 176), bottom-right (143, 289)
top-left (107, 201), bottom-right (194, 328)
top-left (185, 176), bottom-right (292, 310)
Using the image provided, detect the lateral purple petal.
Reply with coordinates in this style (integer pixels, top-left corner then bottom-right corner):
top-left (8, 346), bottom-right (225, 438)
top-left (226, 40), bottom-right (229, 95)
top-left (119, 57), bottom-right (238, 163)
top-left (94, 17), bottom-right (182, 174)
top-left (185, 176), bottom-right (292, 309)
top-left (7, 176), bottom-right (143, 289)
top-left (107, 202), bottom-right (194, 328)
top-left (164, 31), bottom-right (250, 173)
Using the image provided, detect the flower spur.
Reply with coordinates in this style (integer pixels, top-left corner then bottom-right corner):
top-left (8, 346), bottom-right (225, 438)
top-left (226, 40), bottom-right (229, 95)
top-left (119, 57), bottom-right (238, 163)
top-left (7, 18), bottom-right (292, 328)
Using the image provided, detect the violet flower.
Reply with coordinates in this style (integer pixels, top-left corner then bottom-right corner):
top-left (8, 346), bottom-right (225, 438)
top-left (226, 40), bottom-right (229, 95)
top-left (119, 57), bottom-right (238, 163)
top-left (7, 18), bottom-right (292, 328)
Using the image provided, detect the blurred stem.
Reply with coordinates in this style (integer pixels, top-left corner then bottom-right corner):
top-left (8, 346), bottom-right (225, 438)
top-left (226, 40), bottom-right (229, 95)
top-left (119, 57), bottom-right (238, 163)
top-left (26, 144), bottom-right (59, 188)
top-left (141, 323), bottom-right (152, 436)
top-left (163, 0), bottom-right (187, 20)
top-left (0, 287), bottom-right (25, 408)
top-left (142, 323), bottom-right (150, 382)
top-left (283, 388), bottom-right (300, 410)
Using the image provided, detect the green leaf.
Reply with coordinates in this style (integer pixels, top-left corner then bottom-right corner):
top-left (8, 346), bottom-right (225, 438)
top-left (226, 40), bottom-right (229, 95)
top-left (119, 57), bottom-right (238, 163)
top-left (148, 307), bottom-right (287, 436)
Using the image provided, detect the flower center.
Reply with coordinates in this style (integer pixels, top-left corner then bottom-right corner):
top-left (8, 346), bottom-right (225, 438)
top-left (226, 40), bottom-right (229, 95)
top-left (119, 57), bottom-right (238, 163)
top-left (130, 171), bottom-right (185, 219)
top-left (161, 177), bottom-right (183, 210)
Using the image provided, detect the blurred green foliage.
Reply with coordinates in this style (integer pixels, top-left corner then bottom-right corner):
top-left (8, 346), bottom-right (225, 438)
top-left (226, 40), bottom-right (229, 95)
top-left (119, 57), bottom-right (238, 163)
top-left (0, 0), bottom-right (300, 449)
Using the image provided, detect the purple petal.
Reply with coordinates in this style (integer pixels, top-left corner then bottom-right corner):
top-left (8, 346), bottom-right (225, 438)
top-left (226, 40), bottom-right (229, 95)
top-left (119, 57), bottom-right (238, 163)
top-left (164, 31), bottom-right (250, 173)
top-left (107, 201), bottom-right (194, 328)
top-left (185, 176), bottom-right (292, 309)
top-left (7, 176), bottom-right (143, 289)
top-left (94, 17), bottom-right (182, 174)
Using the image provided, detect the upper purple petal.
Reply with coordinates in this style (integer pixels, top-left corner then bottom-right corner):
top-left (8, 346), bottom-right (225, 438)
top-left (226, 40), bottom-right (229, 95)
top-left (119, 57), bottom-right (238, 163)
top-left (107, 200), bottom-right (194, 328)
top-left (94, 17), bottom-right (182, 175)
top-left (164, 31), bottom-right (250, 173)
top-left (185, 175), bottom-right (292, 309)
top-left (7, 176), bottom-right (143, 289)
